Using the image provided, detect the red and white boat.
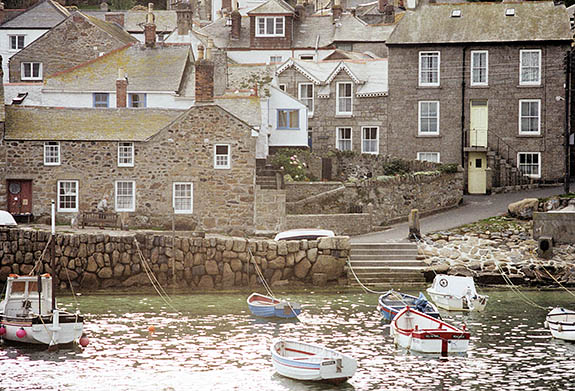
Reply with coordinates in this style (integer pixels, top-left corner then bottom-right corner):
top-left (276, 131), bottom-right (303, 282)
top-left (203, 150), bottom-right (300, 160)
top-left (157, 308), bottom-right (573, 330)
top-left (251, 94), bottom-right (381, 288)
top-left (390, 306), bottom-right (470, 354)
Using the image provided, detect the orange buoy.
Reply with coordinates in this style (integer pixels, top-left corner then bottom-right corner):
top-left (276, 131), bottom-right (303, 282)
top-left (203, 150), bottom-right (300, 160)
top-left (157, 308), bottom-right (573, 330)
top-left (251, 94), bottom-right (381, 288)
top-left (148, 325), bottom-right (156, 334)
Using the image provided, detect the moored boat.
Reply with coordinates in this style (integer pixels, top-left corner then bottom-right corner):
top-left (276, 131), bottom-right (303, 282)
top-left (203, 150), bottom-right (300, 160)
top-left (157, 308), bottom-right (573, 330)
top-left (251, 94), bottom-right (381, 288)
top-left (427, 274), bottom-right (488, 311)
top-left (545, 307), bottom-right (575, 341)
top-left (390, 306), bottom-right (470, 354)
top-left (377, 290), bottom-right (440, 321)
top-left (0, 274), bottom-right (84, 346)
top-left (247, 293), bottom-right (302, 318)
top-left (270, 339), bottom-right (357, 383)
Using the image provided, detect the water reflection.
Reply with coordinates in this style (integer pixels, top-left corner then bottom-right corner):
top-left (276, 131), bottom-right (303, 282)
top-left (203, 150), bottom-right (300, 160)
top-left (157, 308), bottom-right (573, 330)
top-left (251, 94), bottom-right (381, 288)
top-left (1, 289), bottom-right (574, 390)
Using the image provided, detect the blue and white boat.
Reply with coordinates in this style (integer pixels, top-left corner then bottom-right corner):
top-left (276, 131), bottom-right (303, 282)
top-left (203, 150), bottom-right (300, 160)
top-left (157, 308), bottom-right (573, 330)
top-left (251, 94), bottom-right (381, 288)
top-left (377, 290), bottom-right (440, 321)
top-left (247, 293), bottom-right (301, 318)
top-left (270, 339), bottom-right (357, 383)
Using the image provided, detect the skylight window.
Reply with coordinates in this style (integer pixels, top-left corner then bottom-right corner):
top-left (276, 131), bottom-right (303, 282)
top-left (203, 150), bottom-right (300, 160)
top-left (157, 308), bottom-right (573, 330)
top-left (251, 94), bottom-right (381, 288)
top-left (505, 8), bottom-right (515, 16)
top-left (451, 9), bottom-right (461, 17)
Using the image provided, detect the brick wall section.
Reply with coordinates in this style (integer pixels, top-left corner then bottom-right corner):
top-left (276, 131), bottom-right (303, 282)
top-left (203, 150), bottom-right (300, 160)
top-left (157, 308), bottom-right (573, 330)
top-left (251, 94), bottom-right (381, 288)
top-left (8, 14), bottom-right (134, 82)
top-left (0, 228), bottom-right (351, 289)
top-left (254, 187), bottom-right (286, 232)
top-left (195, 60), bottom-right (214, 102)
top-left (285, 213), bottom-right (372, 236)
top-left (249, 15), bottom-right (293, 48)
top-left (277, 68), bottom-right (388, 153)
top-left (116, 78), bottom-right (127, 108)
top-left (2, 105), bottom-right (257, 234)
top-left (387, 43), bottom-right (569, 182)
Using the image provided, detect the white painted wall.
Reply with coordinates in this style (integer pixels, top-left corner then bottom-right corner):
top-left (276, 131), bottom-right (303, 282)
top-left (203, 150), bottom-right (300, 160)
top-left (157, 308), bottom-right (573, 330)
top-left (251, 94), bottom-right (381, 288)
top-left (267, 86), bottom-right (308, 148)
top-left (0, 29), bottom-right (50, 82)
top-left (227, 49), bottom-right (333, 64)
top-left (4, 83), bottom-right (44, 105)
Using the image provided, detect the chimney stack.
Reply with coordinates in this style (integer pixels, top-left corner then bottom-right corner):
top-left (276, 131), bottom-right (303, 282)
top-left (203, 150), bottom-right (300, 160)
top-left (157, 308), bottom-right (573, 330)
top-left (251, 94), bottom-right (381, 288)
top-left (144, 3), bottom-right (156, 48)
top-left (195, 44), bottom-right (214, 103)
top-left (384, 4), bottom-right (394, 23)
top-left (0, 3), bottom-right (6, 25)
top-left (176, 1), bottom-right (193, 35)
top-left (332, 0), bottom-right (342, 20)
top-left (221, 0), bottom-right (231, 12)
top-left (116, 68), bottom-right (128, 108)
top-left (295, 0), bottom-right (305, 19)
top-left (105, 12), bottom-right (124, 27)
top-left (378, 0), bottom-right (387, 13)
top-left (230, 0), bottom-right (241, 40)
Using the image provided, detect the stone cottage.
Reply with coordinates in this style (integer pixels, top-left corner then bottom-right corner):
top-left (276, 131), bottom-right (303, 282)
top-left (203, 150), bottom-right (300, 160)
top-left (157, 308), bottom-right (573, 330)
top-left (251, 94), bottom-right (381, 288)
top-left (385, 1), bottom-right (572, 194)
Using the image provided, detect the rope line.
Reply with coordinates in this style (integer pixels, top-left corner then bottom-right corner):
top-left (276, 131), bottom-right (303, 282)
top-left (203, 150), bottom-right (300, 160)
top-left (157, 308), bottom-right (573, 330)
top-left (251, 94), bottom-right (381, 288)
top-left (28, 236), bottom-right (52, 276)
top-left (346, 257), bottom-right (390, 295)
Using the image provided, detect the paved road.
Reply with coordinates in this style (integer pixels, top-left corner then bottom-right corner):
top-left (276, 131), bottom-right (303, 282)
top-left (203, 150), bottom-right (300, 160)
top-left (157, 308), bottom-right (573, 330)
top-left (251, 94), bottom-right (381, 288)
top-left (352, 185), bottom-right (566, 243)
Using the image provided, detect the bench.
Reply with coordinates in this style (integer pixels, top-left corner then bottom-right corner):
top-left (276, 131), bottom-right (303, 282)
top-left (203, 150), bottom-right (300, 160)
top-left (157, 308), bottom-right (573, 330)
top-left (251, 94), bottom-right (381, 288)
top-left (80, 211), bottom-right (120, 229)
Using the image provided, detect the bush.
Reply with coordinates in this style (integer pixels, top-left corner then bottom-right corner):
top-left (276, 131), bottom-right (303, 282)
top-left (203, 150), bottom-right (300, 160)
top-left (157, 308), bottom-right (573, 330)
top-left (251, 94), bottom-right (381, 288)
top-left (270, 149), bottom-right (310, 181)
top-left (438, 163), bottom-right (459, 174)
top-left (382, 158), bottom-right (411, 176)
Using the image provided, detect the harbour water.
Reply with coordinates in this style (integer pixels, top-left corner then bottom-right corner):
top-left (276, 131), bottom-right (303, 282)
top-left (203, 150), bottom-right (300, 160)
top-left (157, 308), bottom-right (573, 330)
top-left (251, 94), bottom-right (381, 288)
top-left (1, 289), bottom-right (574, 391)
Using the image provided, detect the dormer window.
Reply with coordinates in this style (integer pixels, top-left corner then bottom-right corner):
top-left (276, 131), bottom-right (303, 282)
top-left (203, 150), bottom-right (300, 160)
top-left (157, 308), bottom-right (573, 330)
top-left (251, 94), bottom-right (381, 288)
top-left (256, 16), bottom-right (285, 37)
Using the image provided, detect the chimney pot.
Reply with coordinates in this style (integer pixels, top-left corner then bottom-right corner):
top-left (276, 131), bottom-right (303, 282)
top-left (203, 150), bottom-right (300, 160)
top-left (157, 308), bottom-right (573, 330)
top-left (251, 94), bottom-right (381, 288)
top-left (231, 9), bottom-right (241, 40)
top-left (176, 2), bottom-right (193, 35)
top-left (198, 43), bottom-right (205, 60)
top-left (378, 0), bottom-right (387, 13)
top-left (0, 3), bottom-right (4, 26)
top-left (206, 38), bottom-right (214, 60)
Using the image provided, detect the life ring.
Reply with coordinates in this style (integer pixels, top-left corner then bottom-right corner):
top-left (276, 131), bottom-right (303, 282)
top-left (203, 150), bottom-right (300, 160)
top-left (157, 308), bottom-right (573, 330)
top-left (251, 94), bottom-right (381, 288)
top-left (439, 278), bottom-right (448, 288)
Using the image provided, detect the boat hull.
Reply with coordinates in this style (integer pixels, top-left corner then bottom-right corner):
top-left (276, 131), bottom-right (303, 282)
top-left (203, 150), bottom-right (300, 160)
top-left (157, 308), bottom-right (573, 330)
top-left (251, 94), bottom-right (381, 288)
top-left (247, 293), bottom-right (301, 318)
top-left (546, 308), bottom-right (575, 341)
top-left (427, 275), bottom-right (488, 312)
top-left (377, 291), bottom-right (440, 321)
top-left (426, 290), bottom-right (488, 312)
top-left (270, 340), bottom-right (356, 383)
top-left (1, 315), bottom-right (83, 345)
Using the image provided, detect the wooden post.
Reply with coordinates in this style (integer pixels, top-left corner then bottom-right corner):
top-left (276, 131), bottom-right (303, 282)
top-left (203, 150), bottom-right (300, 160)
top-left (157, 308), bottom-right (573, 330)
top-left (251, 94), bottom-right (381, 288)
top-left (172, 211), bottom-right (176, 287)
top-left (51, 200), bottom-right (56, 311)
top-left (408, 209), bottom-right (420, 240)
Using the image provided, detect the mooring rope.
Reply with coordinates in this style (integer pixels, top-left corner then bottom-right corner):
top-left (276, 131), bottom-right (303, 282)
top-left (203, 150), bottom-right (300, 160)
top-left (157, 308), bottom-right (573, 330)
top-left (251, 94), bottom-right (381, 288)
top-left (535, 259), bottom-right (575, 301)
top-left (28, 235), bottom-right (52, 276)
top-left (346, 257), bottom-right (390, 295)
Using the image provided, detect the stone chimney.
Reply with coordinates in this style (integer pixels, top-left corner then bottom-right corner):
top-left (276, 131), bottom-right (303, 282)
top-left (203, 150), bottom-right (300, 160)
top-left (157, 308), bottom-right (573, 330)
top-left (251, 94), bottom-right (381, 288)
top-left (195, 44), bottom-right (214, 103)
top-left (116, 68), bottom-right (128, 108)
top-left (0, 3), bottom-right (5, 26)
top-left (295, 0), bottom-right (305, 19)
top-left (384, 4), bottom-right (394, 23)
top-left (332, 0), bottom-right (342, 21)
top-left (221, 0), bottom-right (231, 12)
top-left (144, 3), bottom-right (156, 48)
top-left (176, 1), bottom-right (193, 35)
top-left (378, 0), bottom-right (386, 13)
top-left (105, 12), bottom-right (125, 28)
top-left (230, 0), bottom-right (241, 40)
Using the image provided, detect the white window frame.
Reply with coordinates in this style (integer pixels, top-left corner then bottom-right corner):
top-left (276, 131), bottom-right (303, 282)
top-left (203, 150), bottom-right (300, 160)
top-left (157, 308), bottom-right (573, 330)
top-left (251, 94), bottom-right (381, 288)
top-left (419, 51), bottom-right (440, 87)
top-left (336, 127), bottom-right (352, 151)
top-left (118, 142), bottom-right (134, 167)
top-left (128, 93), bottom-right (146, 108)
top-left (115, 180), bottom-right (136, 212)
top-left (471, 50), bottom-right (488, 86)
top-left (299, 54), bottom-right (315, 61)
top-left (9, 35), bottom-right (25, 51)
top-left (298, 83), bottom-right (314, 116)
top-left (336, 82), bottom-right (353, 116)
top-left (43, 142), bottom-right (60, 166)
top-left (21, 62), bottom-right (42, 80)
top-left (255, 16), bottom-right (285, 37)
top-left (519, 99), bottom-right (541, 135)
top-left (214, 144), bottom-right (231, 169)
top-left (517, 152), bottom-right (541, 178)
top-left (173, 182), bottom-right (193, 214)
top-left (520, 49), bottom-right (541, 86)
top-left (270, 55), bottom-right (283, 63)
top-left (361, 126), bottom-right (379, 155)
top-left (417, 152), bottom-right (441, 163)
top-left (57, 180), bottom-right (79, 212)
top-left (418, 101), bottom-right (440, 136)
top-left (278, 84), bottom-right (286, 91)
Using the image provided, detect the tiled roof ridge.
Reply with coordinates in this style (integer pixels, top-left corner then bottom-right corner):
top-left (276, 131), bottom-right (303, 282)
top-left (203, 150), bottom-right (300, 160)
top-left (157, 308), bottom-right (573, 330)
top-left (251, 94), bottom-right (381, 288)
top-left (78, 11), bottom-right (137, 44)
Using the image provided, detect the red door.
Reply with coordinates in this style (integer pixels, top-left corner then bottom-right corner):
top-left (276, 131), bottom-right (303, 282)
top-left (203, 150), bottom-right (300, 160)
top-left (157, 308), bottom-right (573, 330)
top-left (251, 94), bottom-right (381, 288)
top-left (7, 180), bottom-right (32, 215)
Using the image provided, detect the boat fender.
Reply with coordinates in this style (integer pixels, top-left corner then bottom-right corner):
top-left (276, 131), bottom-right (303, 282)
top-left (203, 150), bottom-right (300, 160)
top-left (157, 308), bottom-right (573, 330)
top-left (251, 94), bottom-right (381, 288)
top-left (0, 325), bottom-right (6, 336)
top-left (544, 321), bottom-right (549, 329)
top-left (16, 328), bottom-right (27, 339)
top-left (79, 334), bottom-right (90, 347)
top-left (558, 324), bottom-right (563, 332)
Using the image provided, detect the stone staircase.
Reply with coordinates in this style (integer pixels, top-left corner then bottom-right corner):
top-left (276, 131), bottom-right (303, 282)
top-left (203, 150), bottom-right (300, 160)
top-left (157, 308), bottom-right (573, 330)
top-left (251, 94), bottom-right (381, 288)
top-left (256, 165), bottom-right (283, 190)
top-left (348, 242), bottom-right (427, 286)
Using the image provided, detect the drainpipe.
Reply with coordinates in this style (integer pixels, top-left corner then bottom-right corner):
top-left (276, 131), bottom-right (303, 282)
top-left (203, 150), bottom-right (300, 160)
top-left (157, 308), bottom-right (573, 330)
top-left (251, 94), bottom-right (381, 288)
top-left (461, 46), bottom-right (466, 169)
top-left (565, 48), bottom-right (571, 194)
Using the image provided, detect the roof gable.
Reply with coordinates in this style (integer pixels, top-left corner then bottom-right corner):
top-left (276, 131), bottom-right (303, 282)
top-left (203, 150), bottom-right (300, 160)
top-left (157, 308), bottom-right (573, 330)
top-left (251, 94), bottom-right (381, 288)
top-left (1, 0), bottom-right (69, 29)
top-left (326, 62), bottom-right (362, 84)
top-left (248, 0), bottom-right (295, 15)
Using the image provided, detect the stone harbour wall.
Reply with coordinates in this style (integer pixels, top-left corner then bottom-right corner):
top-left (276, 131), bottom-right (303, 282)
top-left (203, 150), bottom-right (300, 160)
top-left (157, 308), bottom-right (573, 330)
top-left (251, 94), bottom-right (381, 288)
top-left (285, 213), bottom-right (372, 236)
top-left (0, 228), bottom-right (350, 291)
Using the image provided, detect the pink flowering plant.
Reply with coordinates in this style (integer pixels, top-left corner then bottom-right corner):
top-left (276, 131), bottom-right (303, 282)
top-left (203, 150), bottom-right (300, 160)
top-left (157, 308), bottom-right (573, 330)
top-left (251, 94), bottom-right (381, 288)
top-left (270, 149), bottom-right (311, 182)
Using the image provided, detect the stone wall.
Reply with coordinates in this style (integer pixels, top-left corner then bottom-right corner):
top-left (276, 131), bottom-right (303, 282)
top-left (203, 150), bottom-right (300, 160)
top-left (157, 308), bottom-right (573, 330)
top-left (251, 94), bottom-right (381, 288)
top-left (533, 211), bottom-right (575, 244)
top-left (285, 182), bottom-right (343, 203)
top-left (0, 228), bottom-right (351, 290)
top-left (285, 213), bottom-right (372, 236)
top-left (254, 187), bottom-right (286, 233)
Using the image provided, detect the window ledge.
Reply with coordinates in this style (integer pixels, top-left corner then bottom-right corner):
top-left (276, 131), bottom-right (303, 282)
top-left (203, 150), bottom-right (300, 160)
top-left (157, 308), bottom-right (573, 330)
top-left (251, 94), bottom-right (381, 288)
top-left (277, 128), bottom-right (301, 131)
top-left (335, 114), bottom-right (353, 118)
top-left (417, 134), bottom-right (441, 138)
top-left (517, 133), bottom-right (542, 138)
top-left (417, 85), bottom-right (441, 89)
top-left (517, 84), bottom-right (542, 88)
top-left (470, 85), bottom-right (489, 88)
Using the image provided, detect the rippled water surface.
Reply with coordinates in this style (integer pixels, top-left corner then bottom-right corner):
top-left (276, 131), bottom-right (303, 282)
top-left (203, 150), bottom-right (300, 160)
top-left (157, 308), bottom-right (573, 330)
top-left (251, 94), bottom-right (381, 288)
top-left (1, 289), bottom-right (575, 391)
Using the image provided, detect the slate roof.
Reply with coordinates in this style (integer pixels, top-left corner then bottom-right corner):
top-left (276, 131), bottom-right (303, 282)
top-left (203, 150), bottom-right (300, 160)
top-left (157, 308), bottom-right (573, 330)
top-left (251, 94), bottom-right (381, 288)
top-left (84, 10), bottom-right (179, 33)
top-left (215, 95), bottom-right (262, 127)
top-left (387, 2), bottom-right (572, 45)
top-left (44, 45), bottom-right (191, 93)
top-left (0, 0), bottom-right (69, 29)
top-left (4, 106), bottom-right (184, 141)
top-left (247, 0), bottom-right (295, 15)
top-left (82, 12), bottom-right (139, 45)
top-left (200, 13), bottom-right (390, 49)
top-left (276, 58), bottom-right (388, 95)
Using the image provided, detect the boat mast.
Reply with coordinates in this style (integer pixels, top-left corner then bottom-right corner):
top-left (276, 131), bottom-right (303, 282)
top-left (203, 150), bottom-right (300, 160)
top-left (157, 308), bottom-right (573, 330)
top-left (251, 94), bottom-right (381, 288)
top-left (51, 200), bottom-right (56, 312)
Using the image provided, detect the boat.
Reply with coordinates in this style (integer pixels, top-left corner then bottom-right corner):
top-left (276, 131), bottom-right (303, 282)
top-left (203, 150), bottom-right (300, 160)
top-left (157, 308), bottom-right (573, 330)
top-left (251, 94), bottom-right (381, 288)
top-left (270, 339), bottom-right (357, 383)
top-left (377, 290), bottom-right (440, 321)
top-left (0, 210), bottom-right (17, 226)
top-left (426, 274), bottom-right (488, 311)
top-left (390, 306), bottom-right (470, 354)
top-left (247, 293), bottom-right (302, 318)
top-left (0, 274), bottom-right (85, 346)
top-left (274, 229), bottom-right (335, 241)
top-left (545, 307), bottom-right (575, 341)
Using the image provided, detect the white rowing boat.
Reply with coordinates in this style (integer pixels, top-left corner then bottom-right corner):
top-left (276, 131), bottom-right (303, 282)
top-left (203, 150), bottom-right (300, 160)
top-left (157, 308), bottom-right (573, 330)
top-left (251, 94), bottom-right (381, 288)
top-left (427, 274), bottom-right (488, 311)
top-left (545, 307), bottom-right (575, 341)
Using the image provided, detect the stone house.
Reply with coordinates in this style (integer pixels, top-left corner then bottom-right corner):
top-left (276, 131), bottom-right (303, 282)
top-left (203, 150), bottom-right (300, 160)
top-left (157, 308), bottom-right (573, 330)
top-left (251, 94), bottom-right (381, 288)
top-left (0, 53), bottom-right (265, 234)
top-left (0, 0), bottom-right (70, 82)
top-left (385, 1), bottom-right (572, 194)
top-left (8, 11), bottom-right (137, 83)
top-left (275, 58), bottom-right (388, 155)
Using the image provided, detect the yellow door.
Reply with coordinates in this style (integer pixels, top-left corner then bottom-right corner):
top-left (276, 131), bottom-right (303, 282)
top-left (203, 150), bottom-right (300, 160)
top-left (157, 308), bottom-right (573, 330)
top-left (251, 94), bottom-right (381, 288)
top-left (468, 152), bottom-right (487, 194)
top-left (470, 100), bottom-right (488, 147)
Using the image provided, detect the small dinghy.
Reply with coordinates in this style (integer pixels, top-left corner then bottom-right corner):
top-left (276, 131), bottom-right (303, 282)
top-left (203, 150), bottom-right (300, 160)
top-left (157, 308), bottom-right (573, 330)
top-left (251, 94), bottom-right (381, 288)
top-left (247, 293), bottom-right (301, 318)
top-left (270, 339), bottom-right (357, 383)
top-left (377, 290), bottom-right (440, 321)
top-left (427, 274), bottom-right (488, 311)
top-left (0, 274), bottom-right (84, 346)
top-left (545, 307), bottom-right (575, 341)
top-left (390, 306), bottom-right (470, 354)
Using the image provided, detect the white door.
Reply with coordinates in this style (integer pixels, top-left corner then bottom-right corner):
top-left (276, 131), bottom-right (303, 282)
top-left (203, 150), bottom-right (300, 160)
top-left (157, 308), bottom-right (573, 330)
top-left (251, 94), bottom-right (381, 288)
top-left (470, 100), bottom-right (488, 148)
top-left (468, 152), bottom-right (487, 194)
